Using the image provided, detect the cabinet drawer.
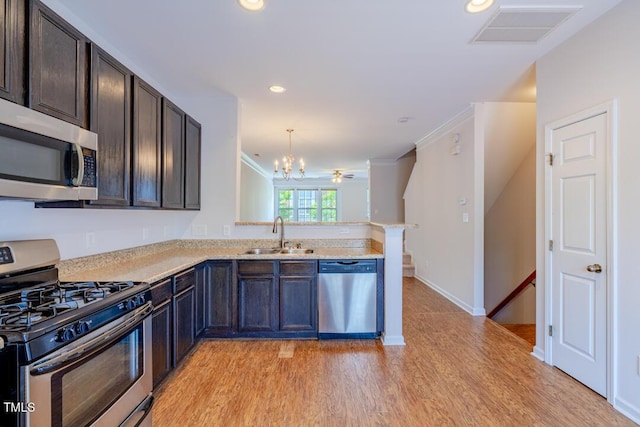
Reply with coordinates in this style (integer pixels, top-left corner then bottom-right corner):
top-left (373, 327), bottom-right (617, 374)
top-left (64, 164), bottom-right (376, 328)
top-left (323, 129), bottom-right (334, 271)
top-left (237, 260), bottom-right (276, 275)
top-left (280, 260), bottom-right (316, 275)
top-left (175, 268), bottom-right (195, 293)
top-left (151, 278), bottom-right (172, 305)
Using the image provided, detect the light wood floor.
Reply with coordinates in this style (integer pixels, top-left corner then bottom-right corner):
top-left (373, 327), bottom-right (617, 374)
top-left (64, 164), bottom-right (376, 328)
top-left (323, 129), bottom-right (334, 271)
top-left (152, 278), bottom-right (634, 426)
top-left (500, 324), bottom-right (536, 348)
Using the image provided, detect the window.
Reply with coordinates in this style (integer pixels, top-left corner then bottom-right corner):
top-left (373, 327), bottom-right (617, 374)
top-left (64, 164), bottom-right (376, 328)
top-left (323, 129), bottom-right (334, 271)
top-left (276, 188), bottom-right (338, 222)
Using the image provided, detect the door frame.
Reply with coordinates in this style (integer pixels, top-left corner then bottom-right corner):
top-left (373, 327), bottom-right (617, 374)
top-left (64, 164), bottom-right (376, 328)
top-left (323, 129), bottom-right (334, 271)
top-left (543, 100), bottom-right (617, 401)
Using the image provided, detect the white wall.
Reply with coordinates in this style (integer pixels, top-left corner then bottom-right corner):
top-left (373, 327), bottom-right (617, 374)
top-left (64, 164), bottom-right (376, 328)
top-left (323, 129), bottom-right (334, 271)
top-left (484, 102), bottom-right (537, 213)
top-left (369, 151), bottom-right (415, 223)
top-left (0, 1), bottom-right (239, 260)
top-left (404, 107), bottom-right (484, 315)
top-left (536, 0), bottom-right (640, 420)
top-left (485, 146), bottom-right (536, 323)
top-left (239, 159), bottom-right (274, 222)
top-left (340, 178), bottom-right (369, 222)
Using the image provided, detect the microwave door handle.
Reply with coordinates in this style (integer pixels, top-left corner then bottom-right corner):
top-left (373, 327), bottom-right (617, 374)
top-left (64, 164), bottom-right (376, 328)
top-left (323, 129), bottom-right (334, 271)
top-left (71, 143), bottom-right (84, 187)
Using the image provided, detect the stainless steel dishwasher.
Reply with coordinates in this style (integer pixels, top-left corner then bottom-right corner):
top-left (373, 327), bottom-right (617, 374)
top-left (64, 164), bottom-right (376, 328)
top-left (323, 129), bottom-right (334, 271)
top-left (318, 260), bottom-right (378, 338)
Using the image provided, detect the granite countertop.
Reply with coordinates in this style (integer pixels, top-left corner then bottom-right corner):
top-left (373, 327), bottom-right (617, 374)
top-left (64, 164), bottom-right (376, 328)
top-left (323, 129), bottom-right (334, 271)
top-left (60, 246), bottom-right (383, 284)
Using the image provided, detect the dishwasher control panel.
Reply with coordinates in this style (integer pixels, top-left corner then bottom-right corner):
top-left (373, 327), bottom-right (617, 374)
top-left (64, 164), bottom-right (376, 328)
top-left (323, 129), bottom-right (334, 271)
top-left (318, 260), bottom-right (377, 273)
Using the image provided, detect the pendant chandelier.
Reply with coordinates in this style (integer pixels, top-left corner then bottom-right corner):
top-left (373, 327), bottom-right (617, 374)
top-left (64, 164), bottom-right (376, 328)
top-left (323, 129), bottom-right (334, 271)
top-left (274, 128), bottom-right (305, 181)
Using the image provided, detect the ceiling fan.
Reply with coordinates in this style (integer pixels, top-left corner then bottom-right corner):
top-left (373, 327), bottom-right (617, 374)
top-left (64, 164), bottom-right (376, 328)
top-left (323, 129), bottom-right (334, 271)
top-left (331, 170), bottom-right (354, 184)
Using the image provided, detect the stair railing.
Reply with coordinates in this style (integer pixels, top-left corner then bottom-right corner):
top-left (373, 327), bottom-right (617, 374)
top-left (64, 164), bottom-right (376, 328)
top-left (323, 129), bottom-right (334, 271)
top-left (487, 270), bottom-right (536, 319)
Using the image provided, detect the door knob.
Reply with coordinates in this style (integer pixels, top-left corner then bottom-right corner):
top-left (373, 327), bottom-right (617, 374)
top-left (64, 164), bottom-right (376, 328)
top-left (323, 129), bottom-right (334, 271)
top-left (586, 264), bottom-right (603, 273)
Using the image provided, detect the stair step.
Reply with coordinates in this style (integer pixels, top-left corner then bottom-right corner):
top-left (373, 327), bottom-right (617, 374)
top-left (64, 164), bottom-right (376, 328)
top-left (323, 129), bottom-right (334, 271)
top-left (403, 264), bottom-right (415, 278)
top-left (402, 253), bottom-right (412, 264)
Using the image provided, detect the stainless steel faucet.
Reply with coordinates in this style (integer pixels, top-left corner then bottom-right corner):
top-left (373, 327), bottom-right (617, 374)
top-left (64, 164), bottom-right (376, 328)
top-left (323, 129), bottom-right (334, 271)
top-left (272, 216), bottom-right (285, 248)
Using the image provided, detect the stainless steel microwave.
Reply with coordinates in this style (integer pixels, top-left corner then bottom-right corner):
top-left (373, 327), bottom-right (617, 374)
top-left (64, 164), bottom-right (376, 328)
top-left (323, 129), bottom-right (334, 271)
top-left (0, 99), bottom-right (98, 201)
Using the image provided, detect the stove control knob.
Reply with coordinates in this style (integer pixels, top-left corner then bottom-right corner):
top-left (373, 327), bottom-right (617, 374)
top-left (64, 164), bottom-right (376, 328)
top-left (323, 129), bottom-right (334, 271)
top-left (56, 327), bottom-right (76, 343)
top-left (136, 294), bottom-right (146, 306)
top-left (75, 321), bottom-right (90, 335)
top-left (125, 298), bottom-right (137, 310)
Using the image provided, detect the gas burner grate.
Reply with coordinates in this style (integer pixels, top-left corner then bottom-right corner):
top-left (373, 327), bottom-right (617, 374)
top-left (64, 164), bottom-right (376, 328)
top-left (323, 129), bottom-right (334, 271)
top-left (0, 301), bottom-right (77, 327)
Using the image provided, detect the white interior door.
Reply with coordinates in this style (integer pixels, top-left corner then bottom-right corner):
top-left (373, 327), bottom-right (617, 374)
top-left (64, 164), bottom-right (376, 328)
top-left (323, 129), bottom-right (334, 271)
top-left (550, 112), bottom-right (607, 396)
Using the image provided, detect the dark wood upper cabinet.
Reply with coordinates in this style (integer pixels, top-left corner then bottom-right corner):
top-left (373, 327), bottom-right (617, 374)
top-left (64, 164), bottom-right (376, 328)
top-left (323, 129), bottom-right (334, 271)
top-left (132, 76), bottom-right (162, 207)
top-left (29, 0), bottom-right (87, 127)
top-left (0, 0), bottom-right (25, 104)
top-left (89, 44), bottom-right (132, 206)
top-left (184, 115), bottom-right (201, 210)
top-left (162, 98), bottom-right (185, 209)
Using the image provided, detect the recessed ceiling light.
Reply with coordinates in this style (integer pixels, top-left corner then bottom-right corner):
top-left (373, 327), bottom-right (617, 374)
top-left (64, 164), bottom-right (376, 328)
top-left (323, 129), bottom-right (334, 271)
top-left (238, 0), bottom-right (264, 12)
top-left (269, 85), bottom-right (286, 93)
top-left (466, 0), bottom-right (494, 14)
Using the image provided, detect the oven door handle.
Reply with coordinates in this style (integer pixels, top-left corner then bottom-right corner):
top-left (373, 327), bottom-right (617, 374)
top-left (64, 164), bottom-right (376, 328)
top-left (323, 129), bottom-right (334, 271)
top-left (120, 393), bottom-right (154, 427)
top-left (30, 302), bottom-right (152, 376)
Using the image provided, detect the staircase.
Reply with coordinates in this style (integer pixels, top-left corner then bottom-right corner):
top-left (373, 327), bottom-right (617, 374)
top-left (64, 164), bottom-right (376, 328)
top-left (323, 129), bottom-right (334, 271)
top-left (403, 252), bottom-right (415, 277)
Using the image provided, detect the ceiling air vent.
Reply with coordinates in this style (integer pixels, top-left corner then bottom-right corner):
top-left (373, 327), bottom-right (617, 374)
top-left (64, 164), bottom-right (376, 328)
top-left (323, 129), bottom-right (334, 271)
top-left (471, 6), bottom-right (582, 44)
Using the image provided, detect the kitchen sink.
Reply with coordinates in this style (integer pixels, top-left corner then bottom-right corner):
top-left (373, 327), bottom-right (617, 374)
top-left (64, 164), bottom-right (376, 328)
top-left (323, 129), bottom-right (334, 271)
top-left (278, 248), bottom-right (314, 255)
top-left (242, 248), bottom-right (280, 255)
top-left (241, 248), bottom-right (314, 255)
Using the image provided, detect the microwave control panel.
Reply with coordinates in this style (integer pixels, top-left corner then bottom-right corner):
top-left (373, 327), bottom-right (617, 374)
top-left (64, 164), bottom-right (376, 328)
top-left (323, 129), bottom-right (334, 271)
top-left (81, 148), bottom-right (97, 188)
top-left (0, 247), bottom-right (14, 265)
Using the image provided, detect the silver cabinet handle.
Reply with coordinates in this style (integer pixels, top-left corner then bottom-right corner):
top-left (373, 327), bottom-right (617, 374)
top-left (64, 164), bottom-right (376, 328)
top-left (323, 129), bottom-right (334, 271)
top-left (586, 264), bottom-right (603, 273)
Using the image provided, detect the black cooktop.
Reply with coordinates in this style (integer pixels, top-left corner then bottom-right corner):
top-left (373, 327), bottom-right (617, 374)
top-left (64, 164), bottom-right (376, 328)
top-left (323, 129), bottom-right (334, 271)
top-left (0, 280), bottom-right (138, 331)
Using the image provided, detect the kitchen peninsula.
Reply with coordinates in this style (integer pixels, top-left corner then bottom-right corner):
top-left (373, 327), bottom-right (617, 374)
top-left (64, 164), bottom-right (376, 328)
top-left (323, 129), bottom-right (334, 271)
top-left (56, 222), bottom-right (411, 389)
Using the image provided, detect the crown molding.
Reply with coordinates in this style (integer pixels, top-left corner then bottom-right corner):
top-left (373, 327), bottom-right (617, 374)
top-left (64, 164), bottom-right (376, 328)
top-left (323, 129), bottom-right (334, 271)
top-left (415, 104), bottom-right (474, 151)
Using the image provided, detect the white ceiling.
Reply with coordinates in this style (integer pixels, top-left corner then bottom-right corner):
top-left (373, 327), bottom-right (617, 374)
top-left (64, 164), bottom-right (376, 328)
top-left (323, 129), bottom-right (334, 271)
top-left (53, 0), bottom-right (622, 179)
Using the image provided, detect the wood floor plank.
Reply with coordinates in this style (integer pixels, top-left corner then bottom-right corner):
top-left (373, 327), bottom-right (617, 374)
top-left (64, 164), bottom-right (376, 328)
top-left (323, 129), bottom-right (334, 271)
top-left (152, 278), bottom-right (634, 426)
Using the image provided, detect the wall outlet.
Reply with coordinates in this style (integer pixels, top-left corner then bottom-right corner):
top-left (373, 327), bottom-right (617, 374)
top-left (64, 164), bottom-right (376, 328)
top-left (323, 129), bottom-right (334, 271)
top-left (223, 225), bottom-right (231, 236)
top-left (142, 228), bottom-right (150, 241)
top-left (85, 232), bottom-right (95, 248)
top-left (339, 228), bottom-right (349, 234)
top-left (192, 224), bottom-right (207, 236)
top-left (163, 226), bottom-right (170, 238)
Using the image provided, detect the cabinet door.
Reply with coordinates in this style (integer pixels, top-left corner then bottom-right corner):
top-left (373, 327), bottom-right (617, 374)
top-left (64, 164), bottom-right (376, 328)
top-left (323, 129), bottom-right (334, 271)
top-left (162, 99), bottom-right (185, 209)
top-left (205, 261), bottom-right (234, 332)
top-left (184, 115), bottom-right (201, 210)
top-left (173, 286), bottom-right (195, 366)
top-left (29, 0), bottom-right (87, 127)
top-left (152, 299), bottom-right (172, 389)
top-left (132, 76), bottom-right (161, 207)
top-left (237, 276), bottom-right (276, 332)
top-left (89, 44), bottom-right (131, 206)
top-left (0, 0), bottom-right (25, 104)
top-left (279, 275), bottom-right (317, 332)
top-left (194, 263), bottom-right (207, 336)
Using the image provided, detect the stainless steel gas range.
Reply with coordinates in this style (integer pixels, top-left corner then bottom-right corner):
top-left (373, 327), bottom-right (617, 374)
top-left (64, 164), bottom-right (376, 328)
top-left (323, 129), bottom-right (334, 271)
top-left (0, 240), bottom-right (153, 427)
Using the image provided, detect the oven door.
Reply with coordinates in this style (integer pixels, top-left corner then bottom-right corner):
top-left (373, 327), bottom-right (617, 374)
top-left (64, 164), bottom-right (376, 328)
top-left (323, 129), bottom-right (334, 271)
top-left (25, 302), bottom-right (153, 427)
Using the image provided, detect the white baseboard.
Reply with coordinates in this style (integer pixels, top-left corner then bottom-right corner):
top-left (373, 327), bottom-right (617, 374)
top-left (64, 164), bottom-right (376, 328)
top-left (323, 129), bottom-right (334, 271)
top-left (381, 333), bottom-right (406, 346)
top-left (614, 396), bottom-right (640, 425)
top-left (414, 274), bottom-right (485, 316)
top-left (531, 345), bottom-right (545, 361)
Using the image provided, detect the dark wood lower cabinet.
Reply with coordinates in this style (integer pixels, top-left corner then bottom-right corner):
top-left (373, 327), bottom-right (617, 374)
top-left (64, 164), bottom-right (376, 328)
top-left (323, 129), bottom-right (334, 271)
top-left (202, 260), bottom-right (318, 338)
top-left (279, 275), bottom-right (317, 332)
top-left (279, 260), bottom-right (317, 332)
top-left (203, 261), bottom-right (234, 334)
top-left (150, 268), bottom-right (196, 390)
top-left (238, 275), bottom-right (276, 332)
top-left (151, 279), bottom-right (173, 389)
top-left (173, 285), bottom-right (194, 366)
